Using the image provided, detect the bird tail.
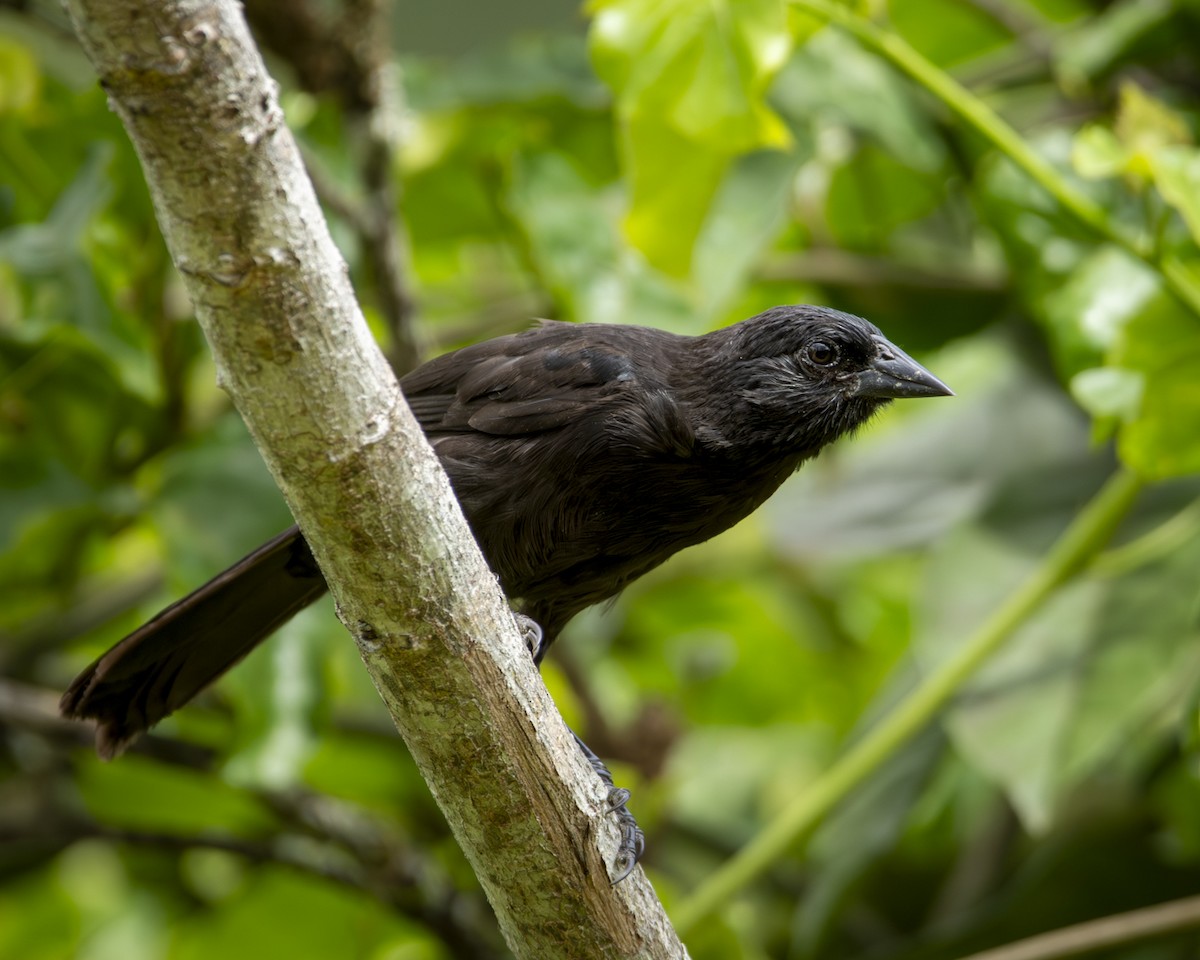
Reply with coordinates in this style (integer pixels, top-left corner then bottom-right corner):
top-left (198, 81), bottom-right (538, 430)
top-left (60, 525), bottom-right (328, 759)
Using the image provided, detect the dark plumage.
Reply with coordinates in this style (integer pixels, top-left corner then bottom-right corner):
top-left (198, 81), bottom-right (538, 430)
top-left (63, 305), bottom-right (951, 759)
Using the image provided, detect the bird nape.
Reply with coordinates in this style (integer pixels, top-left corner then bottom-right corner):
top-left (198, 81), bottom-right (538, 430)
top-left (61, 304), bottom-right (952, 881)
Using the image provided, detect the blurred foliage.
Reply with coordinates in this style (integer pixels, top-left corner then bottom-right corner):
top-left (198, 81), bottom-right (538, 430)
top-left (2, 0), bottom-right (1200, 958)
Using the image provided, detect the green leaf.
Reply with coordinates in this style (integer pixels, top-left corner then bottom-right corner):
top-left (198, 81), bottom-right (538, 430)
top-left (1040, 252), bottom-right (1200, 479)
top-left (590, 0), bottom-right (790, 150)
top-left (1071, 125), bottom-right (1126, 180)
top-left (0, 143), bottom-right (112, 274)
top-left (1110, 292), bottom-right (1200, 478)
top-left (1056, 0), bottom-right (1174, 85)
top-left (221, 606), bottom-right (327, 790)
top-left (588, 0), bottom-right (792, 273)
top-left (1113, 81), bottom-right (1191, 179)
top-left (150, 415), bottom-right (294, 586)
top-left (171, 870), bottom-right (423, 960)
top-left (1151, 145), bottom-right (1200, 246)
top-left (920, 524), bottom-right (1200, 831)
top-left (0, 864), bottom-right (81, 960)
top-left (692, 148), bottom-right (803, 312)
top-left (1039, 246), bottom-right (1158, 376)
top-left (796, 728), bottom-right (944, 953)
top-left (1069, 366), bottom-right (1144, 421)
top-left (620, 117), bottom-right (731, 275)
top-left (825, 144), bottom-right (944, 249)
top-left (1068, 82), bottom-right (1191, 187)
top-left (889, 0), bottom-right (1013, 67)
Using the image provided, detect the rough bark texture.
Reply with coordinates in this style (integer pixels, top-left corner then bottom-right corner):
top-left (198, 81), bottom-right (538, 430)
top-left (63, 1), bottom-right (686, 956)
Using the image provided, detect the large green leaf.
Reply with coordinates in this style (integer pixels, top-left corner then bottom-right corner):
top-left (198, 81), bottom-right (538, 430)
top-left (588, 0), bottom-right (792, 274)
top-left (1109, 291), bottom-right (1200, 478)
top-left (919, 523), bottom-right (1200, 831)
top-left (1152, 146), bottom-right (1200, 246)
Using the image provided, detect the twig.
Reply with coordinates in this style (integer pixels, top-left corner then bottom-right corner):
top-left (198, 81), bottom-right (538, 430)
top-left (0, 677), bottom-right (217, 767)
top-left (300, 145), bottom-right (370, 232)
top-left (955, 894), bottom-right (1200, 960)
top-left (245, 0), bottom-right (420, 371)
top-left (2, 676), bottom-right (502, 954)
top-left (552, 647), bottom-right (679, 781)
top-left (346, 0), bottom-right (420, 373)
top-left (243, 0), bottom-right (373, 109)
top-left (3, 815), bottom-right (505, 959)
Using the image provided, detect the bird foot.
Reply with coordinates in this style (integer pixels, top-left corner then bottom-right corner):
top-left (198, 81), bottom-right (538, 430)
top-left (512, 613), bottom-right (544, 662)
top-left (572, 730), bottom-right (645, 884)
top-left (515, 617), bottom-right (643, 880)
top-left (605, 787), bottom-right (645, 884)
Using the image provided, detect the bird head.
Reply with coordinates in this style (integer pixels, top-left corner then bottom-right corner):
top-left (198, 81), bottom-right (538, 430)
top-left (702, 305), bottom-right (952, 459)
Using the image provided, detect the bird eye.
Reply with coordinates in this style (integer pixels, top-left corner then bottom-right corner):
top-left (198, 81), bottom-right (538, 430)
top-left (806, 341), bottom-right (838, 366)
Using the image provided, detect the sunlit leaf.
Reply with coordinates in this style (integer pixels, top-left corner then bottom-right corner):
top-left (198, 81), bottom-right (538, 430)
top-left (1151, 146), bottom-right (1200, 246)
top-left (1110, 293), bottom-right (1200, 478)
top-left (1039, 246), bottom-right (1158, 375)
top-left (1113, 81), bottom-right (1191, 179)
top-left (1069, 366), bottom-right (1144, 421)
top-left (1071, 125), bottom-right (1126, 180)
top-left (588, 0), bottom-right (792, 273)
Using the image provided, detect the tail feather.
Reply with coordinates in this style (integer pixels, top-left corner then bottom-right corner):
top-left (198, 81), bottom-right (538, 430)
top-left (60, 526), bottom-right (328, 758)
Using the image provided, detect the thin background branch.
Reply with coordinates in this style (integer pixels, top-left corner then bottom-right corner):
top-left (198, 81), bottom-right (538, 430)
top-left (245, 0), bottom-right (421, 373)
top-left (955, 895), bottom-right (1200, 960)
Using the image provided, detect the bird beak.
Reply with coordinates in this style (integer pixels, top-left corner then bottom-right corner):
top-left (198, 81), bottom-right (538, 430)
top-left (852, 335), bottom-right (954, 400)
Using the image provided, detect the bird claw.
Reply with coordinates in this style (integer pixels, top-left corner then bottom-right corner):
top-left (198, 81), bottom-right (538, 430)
top-left (606, 786), bottom-right (646, 885)
top-left (571, 729), bottom-right (645, 884)
top-left (512, 613), bottom-right (544, 662)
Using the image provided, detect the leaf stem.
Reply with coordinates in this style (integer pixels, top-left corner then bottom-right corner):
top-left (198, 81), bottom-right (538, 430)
top-left (1091, 495), bottom-right (1200, 577)
top-left (789, 0), bottom-right (1200, 319)
top-left (673, 468), bottom-right (1144, 934)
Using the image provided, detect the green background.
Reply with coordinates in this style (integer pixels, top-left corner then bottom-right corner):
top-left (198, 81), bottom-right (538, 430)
top-left (3, 0), bottom-right (1200, 957)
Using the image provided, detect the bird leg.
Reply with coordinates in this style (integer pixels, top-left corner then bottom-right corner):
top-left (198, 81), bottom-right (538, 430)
top-left (511, 613), bottom-right (644, 883)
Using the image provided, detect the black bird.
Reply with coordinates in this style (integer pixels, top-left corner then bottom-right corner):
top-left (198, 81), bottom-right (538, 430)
top-left (62, 305), bottom-right (951, 875)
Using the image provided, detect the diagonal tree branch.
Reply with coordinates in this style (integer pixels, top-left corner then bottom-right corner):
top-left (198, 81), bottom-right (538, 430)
top-left (61, 1), bottom-right (684, 956)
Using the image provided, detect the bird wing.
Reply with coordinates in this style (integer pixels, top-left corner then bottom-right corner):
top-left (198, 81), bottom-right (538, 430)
top-left (401, 323), bottom-right (640, 437)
